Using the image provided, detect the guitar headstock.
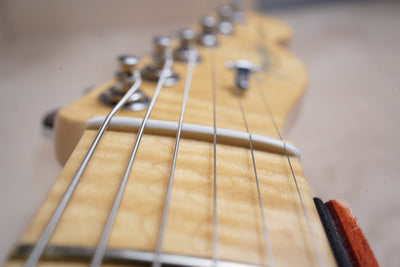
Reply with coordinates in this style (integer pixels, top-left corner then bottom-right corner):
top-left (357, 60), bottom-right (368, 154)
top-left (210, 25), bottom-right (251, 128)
top-left (54, 10), bottom-right (307, 165)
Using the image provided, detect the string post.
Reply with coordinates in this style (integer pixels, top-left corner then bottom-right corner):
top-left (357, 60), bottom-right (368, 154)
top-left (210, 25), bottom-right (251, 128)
top-left (99, 55), bottom-right (149, 111)
top-left (119, 55), bottom-right (139, 75)
top-left (142, 36), bottom-right (179, 86)
top-left (226, 59), bottom-right (261, 90)
top-left (114, 55), bottom-right (140, 89)
top-left (198, 16), bottom-right (218, 47)
top-left (218, 5), bottom-right (234, 35)
top-left (174, 28), bottom-right (201, 63)
top-left (232, 0), bottom-right (245, 23)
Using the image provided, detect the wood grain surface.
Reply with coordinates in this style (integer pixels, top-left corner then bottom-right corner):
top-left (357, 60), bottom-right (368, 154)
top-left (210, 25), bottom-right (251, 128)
top-left (9, 129), bottom-right (335, 266)
top-left (4, 10), bottom-right (336, 267)
top-left (2, 1), bottom-right (398, 266)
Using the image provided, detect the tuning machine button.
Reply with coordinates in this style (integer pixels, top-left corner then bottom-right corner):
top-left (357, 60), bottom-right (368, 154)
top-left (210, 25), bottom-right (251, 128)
top-left (99, 55), bottom-right (149, 111)
top-left (226, 60), bottom-right (261, 90)
top-left (198, 16), bottom-right (218, 47)
top-left (218, 5), bottom-right (234, 35)
top-left (174, 29), bottom-right (200, 63)
top-left (141, 36), bottom-right (179, 86)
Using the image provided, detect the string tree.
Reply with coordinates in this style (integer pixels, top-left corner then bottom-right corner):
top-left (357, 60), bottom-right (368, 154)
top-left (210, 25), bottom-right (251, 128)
top-left (226, 59), bottom-right (261, 90)
top-left (174, 28), bottom-right (201, 63)
top-left (198, 15), bottom-right (218, 47)
top-left (99, 55), bottom-right (149, 111)
top-left (141, 36), bottom-right (179, 86)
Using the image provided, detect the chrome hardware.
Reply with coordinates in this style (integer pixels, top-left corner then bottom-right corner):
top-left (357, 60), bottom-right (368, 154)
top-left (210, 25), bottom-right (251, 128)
top-left (99, 55), bottom-right (149, 111)
top-left (218, 5), bottom-right (234, 35)
top-left (232, 0), bottom-right (245, 23)
top-left (141, 36), bottom-right (179, 86)
top-left (198, 16), bottom-right (218, 47)
top-left (174, 29), bottom-right (200, 63)
top-left (226, 60), bottom-right (261, 90)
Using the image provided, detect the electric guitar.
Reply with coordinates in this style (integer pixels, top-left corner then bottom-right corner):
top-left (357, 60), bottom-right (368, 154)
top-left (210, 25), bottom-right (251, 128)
top-left (5, 5), bottom-right (378, 267)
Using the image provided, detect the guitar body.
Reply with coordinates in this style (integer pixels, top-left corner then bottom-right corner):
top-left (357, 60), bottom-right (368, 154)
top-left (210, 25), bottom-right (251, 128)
top-left (6, 11), bottom-right (341, 267)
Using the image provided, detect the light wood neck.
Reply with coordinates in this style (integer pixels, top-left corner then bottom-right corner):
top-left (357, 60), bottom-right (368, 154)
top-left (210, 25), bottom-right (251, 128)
top-left (6, 11), bottom-right (337, 267)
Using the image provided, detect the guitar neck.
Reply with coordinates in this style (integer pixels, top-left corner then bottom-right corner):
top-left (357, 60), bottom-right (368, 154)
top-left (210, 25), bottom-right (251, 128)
top-left (10, 129), bottom-right (336, 266)
top-left (7, 10), bottom-right (337, 267)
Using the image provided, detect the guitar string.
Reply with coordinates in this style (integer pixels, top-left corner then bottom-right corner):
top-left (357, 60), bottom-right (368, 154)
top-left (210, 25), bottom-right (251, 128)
top-left (227, 19), bottom-right (276, 264)
top-left (23, 71), bottom-right (143, 267)
top-left (25, 26), bottom-right (320, 267)
top-left (254, 72), bottom-right (325, 267)
top-left (234, 86), bottom-right (275, 267)
top-left (90, 51), bottom-right (174, 267)
top-left (255, 23), bottom-right (324, 266)
top-left (211, 48), bottom-right (219, 266)
top-left (152, 51), bottom-right (197, 267)
top-left (22, 20), bottom-right (321, 267)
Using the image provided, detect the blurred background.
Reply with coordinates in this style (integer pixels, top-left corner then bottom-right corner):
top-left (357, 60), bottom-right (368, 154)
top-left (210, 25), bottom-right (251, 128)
top-left (0, 0), bottom-right (399, 266)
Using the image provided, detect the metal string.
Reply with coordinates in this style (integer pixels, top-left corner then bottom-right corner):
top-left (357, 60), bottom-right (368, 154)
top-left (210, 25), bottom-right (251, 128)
top-left (152, 51), bottom-right (197, 267)
top-left (254, 73), bottom-right (325, 267)
top-left (211, 49), bottom-right (219, 266)
top-left (234, 88), bottom-right (275, 267)
top-left (23, 72), bottom-right (143, 267)
top-left (255, 22), bottom-right (324, 267)
top-left (90, 51), bottom-right (174, 267)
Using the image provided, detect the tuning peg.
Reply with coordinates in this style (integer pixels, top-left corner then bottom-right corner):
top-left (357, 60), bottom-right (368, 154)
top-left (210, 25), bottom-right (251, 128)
top-left (113, 55), bottom-right (140, 91)
top-left (232, 0), bottom-right (245, 23)
top-left (218, 5), bottom-right (234, 35)
top-left (174, 29), bottom-right (200, 62)
top-left (115, 55), bottom-right (140, 85)
top-left (198, 16), bottom-right (218, 47)
top-left (141, 36), bottom-right (179, 86)
top-left (154, 36), bottom-right (171, 57)
top-left (99, 55), bottom-right (149, 111)
top-left (118, 55), bottom-right (139, 74)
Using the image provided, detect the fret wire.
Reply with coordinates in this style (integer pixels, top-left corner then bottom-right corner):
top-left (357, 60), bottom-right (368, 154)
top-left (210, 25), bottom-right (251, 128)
top-left (152, 51), bottom-right (197, 267)
top-left (234, 88), bottom-right (275, 267)
top-left (15, 244), bottom-right (264, 267)
top-left (89, 51), bottom-right (174, 267)
top-left (211, 49), bottom-right (219, 266)
top-left (255, 23), bottom-right (325, 266)
top-left (23, 72), bottom-right (143, 267)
